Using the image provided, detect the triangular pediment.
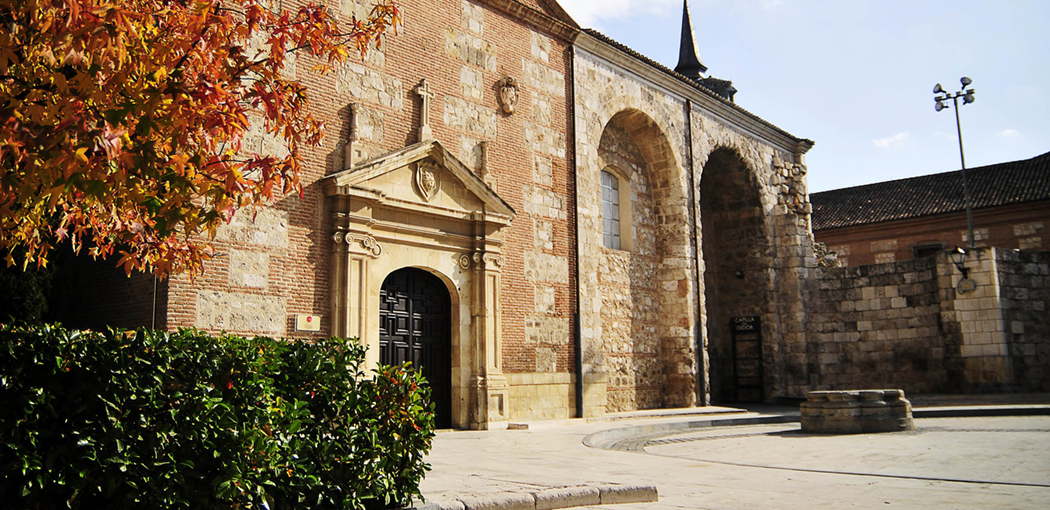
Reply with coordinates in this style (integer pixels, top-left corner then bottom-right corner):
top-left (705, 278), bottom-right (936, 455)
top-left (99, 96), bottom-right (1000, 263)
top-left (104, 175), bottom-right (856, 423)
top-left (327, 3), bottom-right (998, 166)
top-left (323, 140), bottom-right (515, 220)
top-left (535, 0), bottom-right (579, 27)
top-left (474, 0), bottom-right (579, 39)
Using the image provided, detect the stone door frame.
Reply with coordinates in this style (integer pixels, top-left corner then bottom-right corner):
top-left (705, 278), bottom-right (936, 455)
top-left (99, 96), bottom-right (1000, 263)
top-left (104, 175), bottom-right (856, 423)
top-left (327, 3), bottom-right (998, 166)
top-left (323, 141), bottom-right (515, 430)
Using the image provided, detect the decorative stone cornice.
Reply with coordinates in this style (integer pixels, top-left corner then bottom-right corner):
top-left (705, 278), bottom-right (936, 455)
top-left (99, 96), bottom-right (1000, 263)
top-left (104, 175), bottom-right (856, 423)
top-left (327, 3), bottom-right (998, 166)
top-left (475, 0), bottom-right (579, 42)
top-left (458, 251), bottom-right (505, 270)
top-left (333, 231), bottom-right (382, 257)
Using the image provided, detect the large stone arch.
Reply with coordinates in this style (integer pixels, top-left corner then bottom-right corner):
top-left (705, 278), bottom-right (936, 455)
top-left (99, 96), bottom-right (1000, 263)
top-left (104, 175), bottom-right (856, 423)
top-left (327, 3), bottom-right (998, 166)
top-left (698, 146), bottom-right (776, 403)
top-left (586, 107), bottom-right (698, 411)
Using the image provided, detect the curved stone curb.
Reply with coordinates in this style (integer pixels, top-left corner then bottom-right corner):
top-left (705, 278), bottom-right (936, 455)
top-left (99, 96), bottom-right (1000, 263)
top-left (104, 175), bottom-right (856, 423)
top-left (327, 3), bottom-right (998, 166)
top-left (583, 415), bottom-right (798, 451)
top-left (598, 485), bottom-right (658, 504)
top-left (459, 492), bottom-right (535, 510)
top-left (913, 405), bottom-right (1050, 418)
top-left (407, 484), bottom-right (657, 510)
top-left (583, 404), bottom-right (1050, 452)
top-left (535, 486), bottom-right (599, 509)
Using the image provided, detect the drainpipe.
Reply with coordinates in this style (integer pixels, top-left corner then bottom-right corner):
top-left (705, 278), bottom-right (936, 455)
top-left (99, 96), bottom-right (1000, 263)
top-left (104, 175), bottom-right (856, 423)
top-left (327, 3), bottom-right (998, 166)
top-left (569, 44), bottom-right (584, 419)
top-left (685, 99), bottom-right (709, 406)
top-left (151, 274), bottom-right (157, 330)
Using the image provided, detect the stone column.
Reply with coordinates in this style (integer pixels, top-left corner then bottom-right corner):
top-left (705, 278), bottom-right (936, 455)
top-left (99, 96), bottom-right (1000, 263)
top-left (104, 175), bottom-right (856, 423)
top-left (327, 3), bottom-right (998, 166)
top-left (467, 243), bottom-right (509, 429)
top-left (330, 206), bottom-right (383, 367)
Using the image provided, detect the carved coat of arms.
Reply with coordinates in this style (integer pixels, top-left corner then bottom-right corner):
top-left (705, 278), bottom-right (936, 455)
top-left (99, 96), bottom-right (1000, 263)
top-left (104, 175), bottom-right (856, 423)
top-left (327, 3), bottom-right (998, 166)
top-left (497, 77), bottom-right (519, 114)
top-left (415, 161), bottom-right (440, 201)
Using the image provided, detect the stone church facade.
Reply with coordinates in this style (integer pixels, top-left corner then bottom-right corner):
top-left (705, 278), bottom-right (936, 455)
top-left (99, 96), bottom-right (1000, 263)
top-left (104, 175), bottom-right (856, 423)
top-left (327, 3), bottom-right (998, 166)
top-left (74, 0), bottom-right (1047, 429)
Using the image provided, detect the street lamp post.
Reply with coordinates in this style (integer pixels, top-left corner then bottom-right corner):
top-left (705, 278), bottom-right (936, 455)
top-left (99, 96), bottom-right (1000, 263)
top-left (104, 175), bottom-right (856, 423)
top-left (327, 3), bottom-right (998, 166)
top-left (933, 77), bottom-right (976, 250)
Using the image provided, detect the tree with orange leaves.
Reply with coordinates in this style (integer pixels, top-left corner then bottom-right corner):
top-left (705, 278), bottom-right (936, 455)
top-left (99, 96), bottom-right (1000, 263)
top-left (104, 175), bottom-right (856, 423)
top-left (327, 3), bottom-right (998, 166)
top-left (0, 0), bottom-right (399, 277)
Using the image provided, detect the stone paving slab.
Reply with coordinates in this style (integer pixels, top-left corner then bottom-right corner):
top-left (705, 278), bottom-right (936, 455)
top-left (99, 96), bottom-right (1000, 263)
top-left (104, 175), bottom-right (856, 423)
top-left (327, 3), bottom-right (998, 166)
top-left (414, 404), bottom-right (1050, 510)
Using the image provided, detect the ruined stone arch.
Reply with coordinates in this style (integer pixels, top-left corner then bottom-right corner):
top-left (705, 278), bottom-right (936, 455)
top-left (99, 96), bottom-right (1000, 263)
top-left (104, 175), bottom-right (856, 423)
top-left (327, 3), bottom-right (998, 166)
top-left (589, 107), bottom-right (698, 411)
top-left (698, 146), bottom-right (775, 403)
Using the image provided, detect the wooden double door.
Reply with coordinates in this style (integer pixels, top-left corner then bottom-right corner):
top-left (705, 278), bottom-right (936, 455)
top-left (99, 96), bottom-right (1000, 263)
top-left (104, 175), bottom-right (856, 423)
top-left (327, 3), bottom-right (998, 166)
top-left (379, 268), bottom-right (452, 428)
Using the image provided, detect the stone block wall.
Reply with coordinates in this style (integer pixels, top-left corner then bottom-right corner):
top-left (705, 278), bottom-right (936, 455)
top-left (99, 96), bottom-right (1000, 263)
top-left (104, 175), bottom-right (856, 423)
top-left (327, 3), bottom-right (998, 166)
top-left (800, 247), bottom-right (1050, 396)
top-left (806, 257), bottom-right (950, 393)
top-left (597, 121), bottom-right (665, 411)
top-left (507, 372), bottom-right (574, 420)
top-left (935, 248), bottom-right (1013, 391)
top-left (573, 53), bottom-right (701, 412)
top-left (997, 249), bottom-right (1050, 391)
top-left (573, 37), bottom-right (813, 410)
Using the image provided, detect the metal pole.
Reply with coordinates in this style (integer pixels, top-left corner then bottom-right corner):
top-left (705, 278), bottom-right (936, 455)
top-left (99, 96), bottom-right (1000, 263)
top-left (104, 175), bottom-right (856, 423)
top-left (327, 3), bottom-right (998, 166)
top-left (951, 94), bottom-right (975, 250)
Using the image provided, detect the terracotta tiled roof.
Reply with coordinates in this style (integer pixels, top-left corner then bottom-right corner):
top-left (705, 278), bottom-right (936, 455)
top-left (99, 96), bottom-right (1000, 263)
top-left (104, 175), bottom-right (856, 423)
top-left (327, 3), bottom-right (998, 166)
top-left (810, 151), bottom-right (1050, 231)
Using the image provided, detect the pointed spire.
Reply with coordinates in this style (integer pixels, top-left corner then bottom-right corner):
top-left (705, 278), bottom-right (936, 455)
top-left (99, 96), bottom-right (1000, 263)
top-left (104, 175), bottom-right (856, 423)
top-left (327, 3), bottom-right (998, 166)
top-left (674, 0), bottom-right (707, 80)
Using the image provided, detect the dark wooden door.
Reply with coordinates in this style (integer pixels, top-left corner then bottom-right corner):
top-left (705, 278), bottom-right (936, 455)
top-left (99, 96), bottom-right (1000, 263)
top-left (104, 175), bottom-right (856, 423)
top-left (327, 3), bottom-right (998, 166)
top-left (731, 316), bottom-right (763, 402)
top-left (379, 268), bottom-right (452, 428)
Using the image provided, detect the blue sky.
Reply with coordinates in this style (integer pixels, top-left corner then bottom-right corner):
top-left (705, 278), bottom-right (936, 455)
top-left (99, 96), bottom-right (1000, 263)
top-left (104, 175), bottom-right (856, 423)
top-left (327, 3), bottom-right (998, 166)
top-left (559, 0), bottom-right (1050, 192)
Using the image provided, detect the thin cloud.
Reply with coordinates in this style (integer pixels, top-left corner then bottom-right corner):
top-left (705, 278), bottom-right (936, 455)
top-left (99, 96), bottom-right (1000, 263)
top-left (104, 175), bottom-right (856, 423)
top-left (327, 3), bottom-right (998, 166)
top-left (560, 0), bottom-right (677, 28)
top-left (761, 0), bottom-right (785, 10)
top-left (872, 132), bottom-right (909, 148)
top-left (999, 128), bottom-right (1021, 138)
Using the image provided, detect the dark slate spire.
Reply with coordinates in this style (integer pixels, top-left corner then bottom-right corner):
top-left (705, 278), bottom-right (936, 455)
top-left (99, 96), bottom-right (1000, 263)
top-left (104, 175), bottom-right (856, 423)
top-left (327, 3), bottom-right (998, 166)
top-left (674, 0), bottom-right (707, 79)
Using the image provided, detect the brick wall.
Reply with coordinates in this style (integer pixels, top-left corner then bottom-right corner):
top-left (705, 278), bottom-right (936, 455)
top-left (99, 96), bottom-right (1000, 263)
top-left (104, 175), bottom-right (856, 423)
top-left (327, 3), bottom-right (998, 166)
top-left (153, 0), bottom-right (579, 379)
top-left (816, 202), bottom-right (1050, 267)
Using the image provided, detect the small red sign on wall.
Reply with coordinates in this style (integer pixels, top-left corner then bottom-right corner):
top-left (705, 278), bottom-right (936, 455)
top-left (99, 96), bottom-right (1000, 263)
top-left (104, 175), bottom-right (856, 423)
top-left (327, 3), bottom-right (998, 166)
top-left (295, 314), bottom-right (321, 332)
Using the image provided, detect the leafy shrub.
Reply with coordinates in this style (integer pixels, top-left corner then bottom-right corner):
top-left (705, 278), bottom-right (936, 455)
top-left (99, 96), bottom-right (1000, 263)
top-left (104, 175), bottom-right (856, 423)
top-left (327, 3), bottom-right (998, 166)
top-left (0, 324), bottom-right (435, 509)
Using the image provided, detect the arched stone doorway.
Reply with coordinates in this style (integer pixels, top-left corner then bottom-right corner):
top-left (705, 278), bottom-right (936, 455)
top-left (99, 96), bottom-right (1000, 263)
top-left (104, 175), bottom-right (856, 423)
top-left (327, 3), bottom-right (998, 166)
top-left (379, 267), bottom-right (453, 428)
top-left (699, 148), bottom-right (771, 403)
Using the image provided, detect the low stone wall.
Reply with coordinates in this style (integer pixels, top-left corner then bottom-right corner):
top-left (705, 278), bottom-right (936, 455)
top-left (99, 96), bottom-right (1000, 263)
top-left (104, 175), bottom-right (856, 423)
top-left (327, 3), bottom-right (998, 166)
top-left (801, 389), bottom-right (914, 434)
top-left (805, 257), bottom-right (949, 393)
top-left (799, 248), bottom-right (1050, 396)
top-left (997, 250), bottom-right (1050, 391)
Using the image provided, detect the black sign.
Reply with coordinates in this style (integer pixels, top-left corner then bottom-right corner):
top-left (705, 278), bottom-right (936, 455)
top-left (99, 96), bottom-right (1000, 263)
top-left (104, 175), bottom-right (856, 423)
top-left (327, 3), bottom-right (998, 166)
top-left (731, 316), bottom-right (759, 332)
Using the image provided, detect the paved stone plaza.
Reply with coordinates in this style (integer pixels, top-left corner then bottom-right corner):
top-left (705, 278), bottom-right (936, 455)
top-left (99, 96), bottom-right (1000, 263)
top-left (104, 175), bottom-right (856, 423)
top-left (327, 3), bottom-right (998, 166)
top-left (417, 407), bottom-right (1050, 509)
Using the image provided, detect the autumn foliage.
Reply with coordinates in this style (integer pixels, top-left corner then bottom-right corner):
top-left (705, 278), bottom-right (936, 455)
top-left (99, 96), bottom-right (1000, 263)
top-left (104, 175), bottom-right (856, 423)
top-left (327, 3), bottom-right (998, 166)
top-left (0, 0), bottom-right (399, 276)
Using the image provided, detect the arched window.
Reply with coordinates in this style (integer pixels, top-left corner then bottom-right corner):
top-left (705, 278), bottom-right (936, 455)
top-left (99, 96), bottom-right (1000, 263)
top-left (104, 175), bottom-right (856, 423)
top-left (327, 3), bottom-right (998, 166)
top-left (600, 170), bottom-right (622, 249)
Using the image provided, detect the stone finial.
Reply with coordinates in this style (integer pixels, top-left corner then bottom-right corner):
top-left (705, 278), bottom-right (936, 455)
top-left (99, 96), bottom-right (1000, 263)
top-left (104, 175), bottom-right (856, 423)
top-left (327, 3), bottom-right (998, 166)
top-left (415, 78), bottom-right (435, 141)
top-left (342, 103), bottom-right (359, 169)
top-left (478, 140), bottom-right (489, 175)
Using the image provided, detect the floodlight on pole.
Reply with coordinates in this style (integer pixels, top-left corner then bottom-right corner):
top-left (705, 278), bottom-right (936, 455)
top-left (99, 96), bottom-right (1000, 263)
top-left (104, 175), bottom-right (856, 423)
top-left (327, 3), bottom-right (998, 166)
top-left (932, 76), bottom-right (977, 250)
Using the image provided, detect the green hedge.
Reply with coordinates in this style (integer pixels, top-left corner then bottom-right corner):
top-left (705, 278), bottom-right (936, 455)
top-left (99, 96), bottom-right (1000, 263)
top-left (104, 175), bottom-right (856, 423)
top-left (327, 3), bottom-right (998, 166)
top-left (0, 324), bottom-right (435, 509)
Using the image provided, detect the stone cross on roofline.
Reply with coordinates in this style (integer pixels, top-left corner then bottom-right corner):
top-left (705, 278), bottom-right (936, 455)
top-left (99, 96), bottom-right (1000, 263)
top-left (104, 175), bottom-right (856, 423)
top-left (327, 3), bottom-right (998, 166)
top-left (415, 78), bottom-right (435, 142)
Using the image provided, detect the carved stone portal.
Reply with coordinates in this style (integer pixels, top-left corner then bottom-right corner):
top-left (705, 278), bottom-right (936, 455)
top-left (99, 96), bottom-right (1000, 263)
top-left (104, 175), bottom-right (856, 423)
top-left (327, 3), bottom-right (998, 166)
top-left (323, 140), bottom-right (516, 430)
